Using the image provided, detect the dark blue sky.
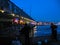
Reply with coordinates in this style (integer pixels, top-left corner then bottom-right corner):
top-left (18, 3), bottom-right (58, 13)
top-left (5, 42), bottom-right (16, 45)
top-left (11, 0), bottom-right (60, 22)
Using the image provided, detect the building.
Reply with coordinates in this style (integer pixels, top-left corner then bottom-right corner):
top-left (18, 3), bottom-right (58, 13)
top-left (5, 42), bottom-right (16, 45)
top-left (0, 0), bottom-right (35, 23)
top-left (0, 0), bottom-right (35, 38)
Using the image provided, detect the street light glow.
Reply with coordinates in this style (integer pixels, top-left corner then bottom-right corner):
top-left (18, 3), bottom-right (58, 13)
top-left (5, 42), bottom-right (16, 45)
top-left (0, 10), bottom-right (5, 13)
top-left (11, 14), bottom-right (15, 16)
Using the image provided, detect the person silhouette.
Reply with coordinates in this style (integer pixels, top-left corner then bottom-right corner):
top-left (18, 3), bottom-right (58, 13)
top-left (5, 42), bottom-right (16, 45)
top-left (20, 23), bottom-right (33, 45)
top-left (50, 23), bottom-right (57, 41)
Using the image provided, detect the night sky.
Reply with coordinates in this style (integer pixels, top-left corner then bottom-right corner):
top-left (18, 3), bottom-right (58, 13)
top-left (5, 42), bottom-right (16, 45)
top-left (11, 0), bottom-right (60, 22)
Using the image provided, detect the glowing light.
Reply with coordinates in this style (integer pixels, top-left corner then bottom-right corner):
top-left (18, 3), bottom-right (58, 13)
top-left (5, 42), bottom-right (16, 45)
top-left (20, 20), bottom-right (23, 23)
top-left (56, 22), bottom-right (60, 25)
top-left (13, 18), bottom-right (18, 24)
top-left (2, 10), bottom-right (4, 13)
top-left (31, 22), bottom-right (37, 25)
top-left (14, 19), bottom-right (18, 23)
top-left (11, 14), bottom-right (15, 16)
top-left (20, 20), bottom-right (25, 25)
top-left (0, 10), bottom-right (4, 13)
top-left (34, 26), bottom-right (37, 28)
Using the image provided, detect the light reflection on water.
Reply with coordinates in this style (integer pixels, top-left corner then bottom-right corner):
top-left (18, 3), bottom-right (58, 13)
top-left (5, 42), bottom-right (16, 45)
top-left (34, 25), bottom-right (60, 37)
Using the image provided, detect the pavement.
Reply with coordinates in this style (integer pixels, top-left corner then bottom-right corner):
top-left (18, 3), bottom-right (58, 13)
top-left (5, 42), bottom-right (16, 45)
top-left (32, 34), bottom-right (60, 45)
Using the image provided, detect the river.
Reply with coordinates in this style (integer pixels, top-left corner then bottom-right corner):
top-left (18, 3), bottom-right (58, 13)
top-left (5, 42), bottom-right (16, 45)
top-left (34, 25), bottom-right (60, 37)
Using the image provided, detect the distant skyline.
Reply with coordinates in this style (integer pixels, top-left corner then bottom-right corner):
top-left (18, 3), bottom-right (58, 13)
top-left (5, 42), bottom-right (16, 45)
top-left (11, 0), bottom-right (60, 22)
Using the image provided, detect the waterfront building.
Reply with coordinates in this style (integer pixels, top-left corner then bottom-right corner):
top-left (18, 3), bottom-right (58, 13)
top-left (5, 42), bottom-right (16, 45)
top-left (0, 0), bottom-right (35, 38)
top-left (0, 0), bottom-right (35, 23)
